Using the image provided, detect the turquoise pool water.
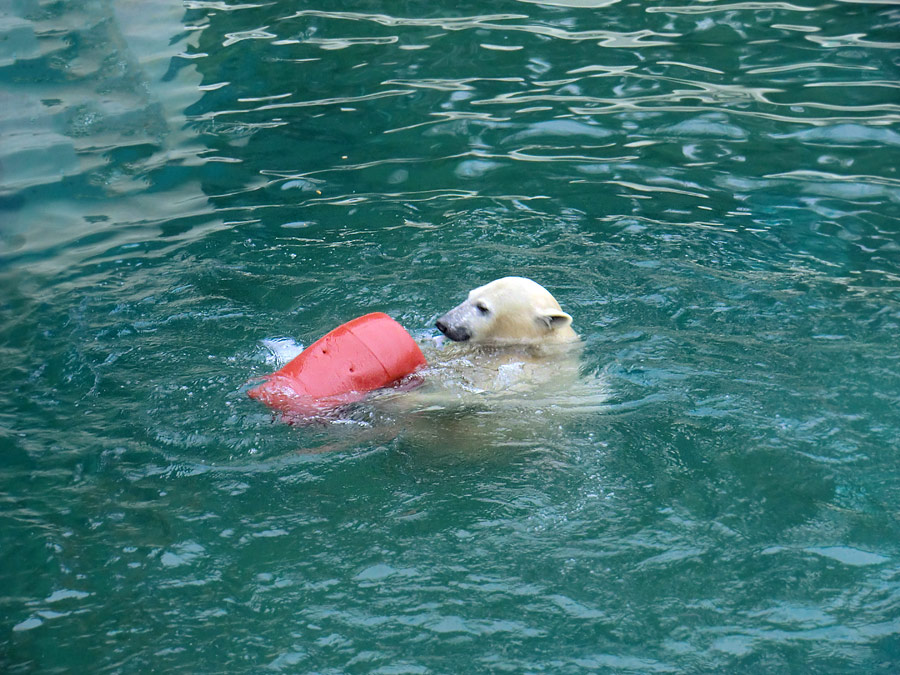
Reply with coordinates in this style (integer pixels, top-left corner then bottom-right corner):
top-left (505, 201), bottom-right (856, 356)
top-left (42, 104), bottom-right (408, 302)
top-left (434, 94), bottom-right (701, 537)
top-left (2, 1), bottom-right (899, 671)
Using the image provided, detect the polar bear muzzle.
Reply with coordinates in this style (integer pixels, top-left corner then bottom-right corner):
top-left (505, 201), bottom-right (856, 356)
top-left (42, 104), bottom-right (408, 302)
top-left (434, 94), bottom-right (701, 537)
top-left (435, 313), bottom-right (472, 342)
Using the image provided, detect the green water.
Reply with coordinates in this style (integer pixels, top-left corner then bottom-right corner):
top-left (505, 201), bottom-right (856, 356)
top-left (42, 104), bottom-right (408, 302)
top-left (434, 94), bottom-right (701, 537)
top-left (2, 0), bottom-right (899, 671)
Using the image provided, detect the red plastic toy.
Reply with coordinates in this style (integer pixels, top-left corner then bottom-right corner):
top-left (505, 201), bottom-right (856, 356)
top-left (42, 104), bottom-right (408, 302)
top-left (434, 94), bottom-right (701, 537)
top-left (248, 312), bottom-right (427, 416)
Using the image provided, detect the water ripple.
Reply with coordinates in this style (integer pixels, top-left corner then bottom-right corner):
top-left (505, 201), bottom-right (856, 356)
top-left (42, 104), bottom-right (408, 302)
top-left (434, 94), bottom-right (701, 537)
top-left (191, 89), bottom-right (416, 121)
top-left (280, 10), bottom-right (678, 46)
top-left (647, 2), bottom-right (817, 13)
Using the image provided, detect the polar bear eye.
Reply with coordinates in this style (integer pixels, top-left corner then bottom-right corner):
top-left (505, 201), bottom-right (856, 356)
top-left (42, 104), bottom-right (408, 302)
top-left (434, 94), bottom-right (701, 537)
top-left (475, 302), bottom-right (490, 315)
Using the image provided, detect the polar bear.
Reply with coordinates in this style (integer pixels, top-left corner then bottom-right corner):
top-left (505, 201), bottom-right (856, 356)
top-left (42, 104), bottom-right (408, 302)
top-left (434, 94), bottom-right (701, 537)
top-left (435, 276), bottom-right (577, 346)
top-left (416, 276), bottom-right (583, 400)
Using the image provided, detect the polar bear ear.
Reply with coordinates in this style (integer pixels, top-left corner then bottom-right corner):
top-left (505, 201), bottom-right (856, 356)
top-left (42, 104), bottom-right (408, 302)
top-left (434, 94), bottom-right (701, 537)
top-left (537, 310), bottom-right (572, 331)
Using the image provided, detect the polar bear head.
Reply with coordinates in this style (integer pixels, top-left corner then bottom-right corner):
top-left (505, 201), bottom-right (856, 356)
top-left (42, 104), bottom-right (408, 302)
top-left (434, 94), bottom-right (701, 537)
top-left (435, 277), bottom-right (576, 345)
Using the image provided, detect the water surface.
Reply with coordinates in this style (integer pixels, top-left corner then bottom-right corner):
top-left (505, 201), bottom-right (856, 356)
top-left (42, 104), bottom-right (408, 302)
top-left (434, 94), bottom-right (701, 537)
top-left (1, 0), bottom-right (899, 672)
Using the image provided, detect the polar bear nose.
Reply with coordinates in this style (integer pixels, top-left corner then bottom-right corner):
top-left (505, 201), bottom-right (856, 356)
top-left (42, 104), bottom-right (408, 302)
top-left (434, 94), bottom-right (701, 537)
top-left (435, 319), bottom-right (470, 342)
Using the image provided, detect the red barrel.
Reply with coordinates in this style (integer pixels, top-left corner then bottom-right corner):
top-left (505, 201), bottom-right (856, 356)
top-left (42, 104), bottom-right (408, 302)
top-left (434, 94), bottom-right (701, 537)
top-left (248, 313), bottom-right (427, 416)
